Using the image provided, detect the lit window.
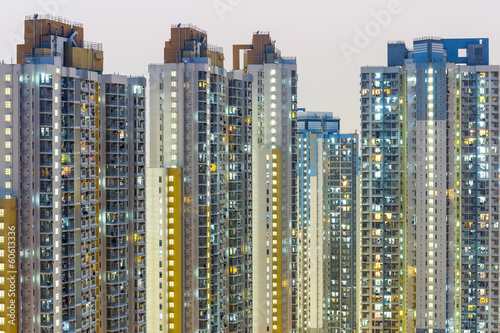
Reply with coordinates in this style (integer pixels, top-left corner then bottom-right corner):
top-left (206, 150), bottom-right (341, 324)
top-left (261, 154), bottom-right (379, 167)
top-left (4, 142), bottom-right (10, 149)
top-left (0, 278), bottom-right (3, 285)
top-left (171, 81), bottom-right (176, 87)
top-left (0, 251), bottom-right (3, 258)
top-left (171, 71), bottom-right (177, 77)
top-left (4, 169), bottom-right (10, 176)
top-left (0, 264), bottom-right (4, 272)
top-left (4, 182), bottom-right (10, 189)
top-left (171, 92), bottom-right (177, 98)
top-left (4, 102), bottom-right (10, 109)
top-left (171, 103), bottom-right (177, 109)
top-left (0, 304), bottom-right (4, 311)
top-left (0, 210), bottom-right (3, 217)
top-left (0, 290), bottom-right (4, 298)
top-left (0, 317), bottom-right (4, 324)
top-left (4, 74), bottom-right (11, 82)
top-left (4, 88), bottom-right (10, 96)
top-left (4, 115), bottom-right (10, 123)
top-left (4, 155), bottom-right (10, 163)
top-left (4, 128), bottom-right (10, 136)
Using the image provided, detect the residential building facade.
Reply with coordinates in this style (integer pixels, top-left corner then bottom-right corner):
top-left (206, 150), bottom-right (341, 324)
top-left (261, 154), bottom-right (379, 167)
top-left (146, 24), bottom-right (252, 333)
top-left (234, 32), bottom-right (299, 333)
top-left (297, 111), bottom-right (357, 333)
top-left (147, 25), bottom-right (298, 333)
top-left (0, 14), bottom-right (146, 333)
top-left (359, 37), bottom-right (499, 333)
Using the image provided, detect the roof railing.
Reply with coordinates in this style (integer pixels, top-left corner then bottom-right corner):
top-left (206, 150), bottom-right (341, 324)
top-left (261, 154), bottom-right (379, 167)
top-left (171, 23), bottom-right (207, 34)
top-left (388, 40), bottom-right (406, 45)
top-left (205, 44), bottom-right (223, 53)
top-left (84, 41), bottom-right (103, 51)
top-left (414, 36), bottom-right (442, 42)
top-left (25, 14), bottom-right (83, 28)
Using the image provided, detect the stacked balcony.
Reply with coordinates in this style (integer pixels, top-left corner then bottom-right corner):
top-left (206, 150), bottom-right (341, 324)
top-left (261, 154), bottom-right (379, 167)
top-left (132, 83), bottom-right (146, 332)
top-left (105, 82), bottom-right (130, 333)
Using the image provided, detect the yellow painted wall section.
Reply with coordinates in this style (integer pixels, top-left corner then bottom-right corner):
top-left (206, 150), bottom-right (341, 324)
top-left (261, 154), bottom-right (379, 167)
top-left (200, 50), bottom-right (224, 68)
top-left (0, 199), bottom-right (18, 333)
top-left (64, 47), bottom-right (104, 72)
top-left (271, 149), bottom-right (282, 333)
top-left (167, 168), bottom-right (183, 333)
top-left (33, 48), bottom-right (51, 57)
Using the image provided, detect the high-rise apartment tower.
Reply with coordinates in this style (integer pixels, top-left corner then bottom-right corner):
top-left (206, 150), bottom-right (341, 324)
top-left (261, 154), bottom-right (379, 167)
top-left (0, 14), bottom-right (146, 333)
top-left (359, 37), bottom-right (499, 333)
top-left (147, 25), bottom-right (298, 333)
top-left (296, 111), bottom-right (357, 333)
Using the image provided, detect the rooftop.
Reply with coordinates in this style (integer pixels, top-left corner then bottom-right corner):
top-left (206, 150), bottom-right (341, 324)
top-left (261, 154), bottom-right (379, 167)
top-left (25, 14), bottom-right (83, 28)
top-left (171, 23), bottom-right (207, 34)
top-left (413, 36), bottom-right (443, 42)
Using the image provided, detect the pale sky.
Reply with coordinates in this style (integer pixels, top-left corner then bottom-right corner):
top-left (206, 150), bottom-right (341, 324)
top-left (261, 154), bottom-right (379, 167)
top-left (1, 0), bottom-right (500, 133)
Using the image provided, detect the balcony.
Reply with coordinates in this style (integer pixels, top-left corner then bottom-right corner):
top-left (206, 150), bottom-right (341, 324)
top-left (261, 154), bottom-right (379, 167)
top-left (40, 220), bottom-right (53, 233)
top-left (40, 273), bottom-right (53, 287)
top-left (62, 246), bottom-right (75, 258)
top-left (40, 287), bottom-right (54, 300)
top-left (41, 316), bottom-right (54, 327)
top-left (40, 234), bottom-right (53, 247)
